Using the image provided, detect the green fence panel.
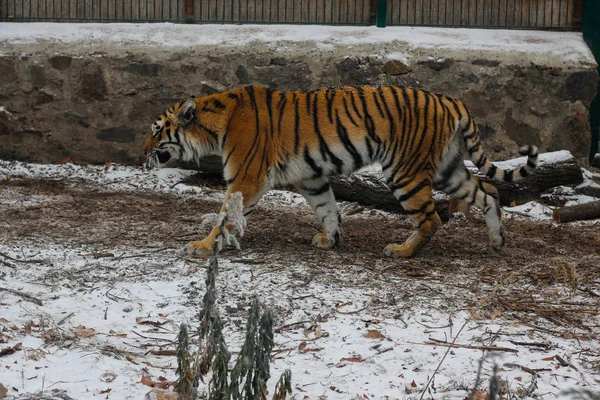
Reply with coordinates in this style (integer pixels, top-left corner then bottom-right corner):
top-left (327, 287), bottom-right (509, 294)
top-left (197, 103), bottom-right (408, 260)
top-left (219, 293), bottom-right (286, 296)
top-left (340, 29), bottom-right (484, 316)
top-left (584, 0), bottom-right (600, 162)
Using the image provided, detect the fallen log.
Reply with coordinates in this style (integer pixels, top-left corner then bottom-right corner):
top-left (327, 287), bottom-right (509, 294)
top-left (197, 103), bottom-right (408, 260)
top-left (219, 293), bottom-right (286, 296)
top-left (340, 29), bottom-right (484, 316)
top-left (466, 150), bottom-right (583, 206)
top-left (182, 150), bottom-right (583, 216)
top-left (552, 200), bottom-right (600, 223)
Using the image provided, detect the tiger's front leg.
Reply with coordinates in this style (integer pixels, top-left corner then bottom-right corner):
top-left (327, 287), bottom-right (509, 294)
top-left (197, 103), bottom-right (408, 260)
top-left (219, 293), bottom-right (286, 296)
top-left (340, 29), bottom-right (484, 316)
top-left (185, 181), bottom-right (268, 257)
top-left (296, 177), bottom-right (341, 249)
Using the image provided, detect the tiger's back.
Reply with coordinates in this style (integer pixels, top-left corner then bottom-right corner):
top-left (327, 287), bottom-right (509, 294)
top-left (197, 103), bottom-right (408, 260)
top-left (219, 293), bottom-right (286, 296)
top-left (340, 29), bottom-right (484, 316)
top-left (144, 84), bottom-right (538, 258)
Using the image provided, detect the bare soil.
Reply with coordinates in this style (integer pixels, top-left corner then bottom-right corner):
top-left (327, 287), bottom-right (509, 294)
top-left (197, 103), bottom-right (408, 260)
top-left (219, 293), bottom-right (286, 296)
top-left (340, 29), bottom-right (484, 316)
top-left (2, 177), bottom-right (600, 339)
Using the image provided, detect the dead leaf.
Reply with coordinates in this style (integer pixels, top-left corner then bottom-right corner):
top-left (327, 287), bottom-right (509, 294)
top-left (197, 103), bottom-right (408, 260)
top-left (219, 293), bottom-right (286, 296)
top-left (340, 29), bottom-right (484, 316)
top-left (136, 317), bottom-right (171, 326)
top-left (340, 356), bottom-right (363, 363)
top-left (0, 383), bottom-right (7, 399)
top-left (149, 350), bottom-right (177, 356)
top-left (298, 341), bottom-right (307, 352)
top-left (510, 200), bottom-right (517, 207)
top-left (144, 389), bottom-right (179, 400)
top-left (100, 388), bottom-right (112, 394)
top-left (71, 325), bottom-right (95, 338)
top-left (116, 333), bottom-right (127, 338)
top-left (541, 356), bottom-right (555, 361)
top-left (411, 380), bottom-right (417, 388)
top-left (0, 342), bottom-right (22, 357)
top-left (515, 376), bottom-right (522, 382)
top-left (101, 372), bottom-right (117, 383)
top-left (141, 375), bottom-right (155, 387)
top-left (364, 329), bottom-right (385, 339)
top-left (59, 157), bottom-right (72, 164)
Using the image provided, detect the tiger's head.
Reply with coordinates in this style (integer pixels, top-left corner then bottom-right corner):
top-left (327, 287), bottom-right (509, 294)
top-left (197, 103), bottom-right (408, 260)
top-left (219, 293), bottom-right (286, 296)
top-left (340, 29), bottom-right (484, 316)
top-left (143, 95), bottom-right (235, 168)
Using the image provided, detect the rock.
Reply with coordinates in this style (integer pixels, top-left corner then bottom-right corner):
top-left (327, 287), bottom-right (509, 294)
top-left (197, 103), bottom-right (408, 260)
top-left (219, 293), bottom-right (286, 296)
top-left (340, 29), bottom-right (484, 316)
top-left (559, 70), bottom-right (599, 105)
top-left (255, 63), bottom-right (312, 91)
top-left (64, 111), bottom-right (90, 127)
top-left (418, 57), bottom-right (453, 71)
top-left (472, 59), bottom-right (500, 67)
top-left (180, 64), bottom-right (198, 75)
top-left (235, 65), bottom-right (249, 84)
top-left (271, 57), bottom-right (288, 66)
top-left (337, 56), bottom-right (359, 71)
top-left (33, 90), bottom-right (54, 106)
top-left (124, 63), bottom-right (163, 77)
top-left (477, 123), bottom-right (496, 140)
top-left (201, 83), bottom-right (220, 95)
top-left (28, 65), bottom-right (46, 88)
top-left (96, 126), bottom-right (135, 143)
top-left (0, 59), bottom-right (17, 85)
top-left (503, 111), bottom-right (541, 147)
top-left (49, 55), bottom-right (73, 70)
top-left (0, 109), bottom-right (12, 136)
top-left (346, 66), bottom-right (382, 85)
top-left (383, 60), bottom-right (409, 75)
top-left (78, 64), bottom-right (107, 102)
top-left (553, 106), bottom-right (591, 160)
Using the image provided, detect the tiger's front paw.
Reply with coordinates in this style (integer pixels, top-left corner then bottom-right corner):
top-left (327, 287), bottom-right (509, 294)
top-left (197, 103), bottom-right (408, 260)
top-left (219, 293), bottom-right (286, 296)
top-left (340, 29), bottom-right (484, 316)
top-left (311, 231), bottom-right (340, 249)
top-left (185, 239), bottom-right (215, 257)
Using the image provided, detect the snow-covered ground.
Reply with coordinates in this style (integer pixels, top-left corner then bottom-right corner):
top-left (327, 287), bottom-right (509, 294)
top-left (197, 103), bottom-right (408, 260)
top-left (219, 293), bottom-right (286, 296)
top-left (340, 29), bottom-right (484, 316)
top-left (1, 159), bottom-right (599, 400)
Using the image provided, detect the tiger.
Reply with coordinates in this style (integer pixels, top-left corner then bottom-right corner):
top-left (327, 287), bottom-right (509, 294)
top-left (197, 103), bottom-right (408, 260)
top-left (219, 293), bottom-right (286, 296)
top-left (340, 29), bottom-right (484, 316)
top-left (143, 85), bottom-right (538, 258)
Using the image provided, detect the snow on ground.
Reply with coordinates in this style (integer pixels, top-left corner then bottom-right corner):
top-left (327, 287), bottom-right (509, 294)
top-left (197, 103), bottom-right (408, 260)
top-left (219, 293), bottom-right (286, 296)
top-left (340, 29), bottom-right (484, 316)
top-left (1, 160), bottom-right (599, 399)
top-left (0, 22), bottom-right (594, 67)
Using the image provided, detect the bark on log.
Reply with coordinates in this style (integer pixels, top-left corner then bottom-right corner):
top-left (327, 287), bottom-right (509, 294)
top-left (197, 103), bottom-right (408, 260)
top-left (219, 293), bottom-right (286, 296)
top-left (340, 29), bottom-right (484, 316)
top-left (182, 150), bottom-right (583, 217)
top-left (552, 200), bottom-right (600, 223)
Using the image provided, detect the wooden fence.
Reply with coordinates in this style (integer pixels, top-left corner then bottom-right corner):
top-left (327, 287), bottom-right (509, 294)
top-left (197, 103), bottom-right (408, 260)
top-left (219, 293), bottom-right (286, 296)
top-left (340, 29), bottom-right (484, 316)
top-left (0, 0), bottom-right (582, 29)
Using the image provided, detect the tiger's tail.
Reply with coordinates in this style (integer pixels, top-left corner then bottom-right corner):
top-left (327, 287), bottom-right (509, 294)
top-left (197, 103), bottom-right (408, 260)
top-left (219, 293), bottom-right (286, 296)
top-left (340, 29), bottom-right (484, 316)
top-left (461, 115), bottom-right (538, 182)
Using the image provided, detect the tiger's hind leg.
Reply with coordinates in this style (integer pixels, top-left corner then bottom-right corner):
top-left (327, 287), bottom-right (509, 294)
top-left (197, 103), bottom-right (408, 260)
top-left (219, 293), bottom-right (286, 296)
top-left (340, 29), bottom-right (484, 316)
top-left (296, 177), bottom-right (341, 249)
top-left (385, 173), bottom-right (441, 258)
top-left (435, 164), bottom-right (504, 250)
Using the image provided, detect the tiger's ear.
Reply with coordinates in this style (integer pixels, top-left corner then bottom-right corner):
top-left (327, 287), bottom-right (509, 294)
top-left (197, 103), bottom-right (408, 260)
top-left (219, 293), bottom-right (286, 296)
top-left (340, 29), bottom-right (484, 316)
top-left (178, 99), bottom-right (197, 125)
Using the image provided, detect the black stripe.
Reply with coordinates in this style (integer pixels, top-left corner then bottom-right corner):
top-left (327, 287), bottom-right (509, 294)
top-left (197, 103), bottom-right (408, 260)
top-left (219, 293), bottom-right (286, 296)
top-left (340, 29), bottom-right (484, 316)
top-left (223, 145), bottom-right (237, 168)
top-left (372, 91), bottom-right (385, 118)
top-left (433, 153), bottom-right (463, 189)
top-left (378, 87), bottom-right (397, 161)
top-left (266, 88), bottom-right (275, 137)
top-left (503, 169), bottom-right (514, 182)
top-left (404, 90), bottom-right (429, 174)
top-left (276, 92), bottom-right (287, 137)
top-left (303, 147), bottom-right (323, 179)
top-left (350, 90), bottom-right (363, 119)
top-left (396, 179), bottom-right (429, 202)
top-left (527, 160), bottom-right (537, 168)
top-left (305, 91), bottom-right (312, 115)
top-left (314, 202), bottom-right (329, 210)
top-left (468, 186), bottom-right (479, 205)
top-left (343, 97), bottom-right (359, 127)
top-left (405, 200), bottom-right (434, 215)
top-left (475, 154), bottom-right (486, 169)
top-left (212, 99), bottom-right (226, 110)
top-left (519, 166), bottom-right (529, 177)
top-left (326, 88), bottom-right (336, 124)
top-left (293, 94), bottom-right (300, 154)
top-left (335, 110), bottom-right (363, 170)
top-left (486, 164), bottom-right (498, 179)
top-left (303, 182), bottom-right (331, 196)
top-left (468, 141), bottom-right (481, 154)
top-left (312, 91), bottom-right (344, 175)
top-left (365, 136), bottom-right (374, 160)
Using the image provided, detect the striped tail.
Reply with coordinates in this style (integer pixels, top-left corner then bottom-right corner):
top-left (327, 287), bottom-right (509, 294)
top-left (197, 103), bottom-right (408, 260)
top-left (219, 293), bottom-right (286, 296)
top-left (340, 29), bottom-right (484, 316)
top-left (462, 117), bottom-right (538, 182)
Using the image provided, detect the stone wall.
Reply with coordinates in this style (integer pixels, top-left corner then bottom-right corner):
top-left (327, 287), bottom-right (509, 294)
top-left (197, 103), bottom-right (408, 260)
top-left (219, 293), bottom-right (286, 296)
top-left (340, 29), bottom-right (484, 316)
top-left (0, 24), bottom-right (597, 166)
